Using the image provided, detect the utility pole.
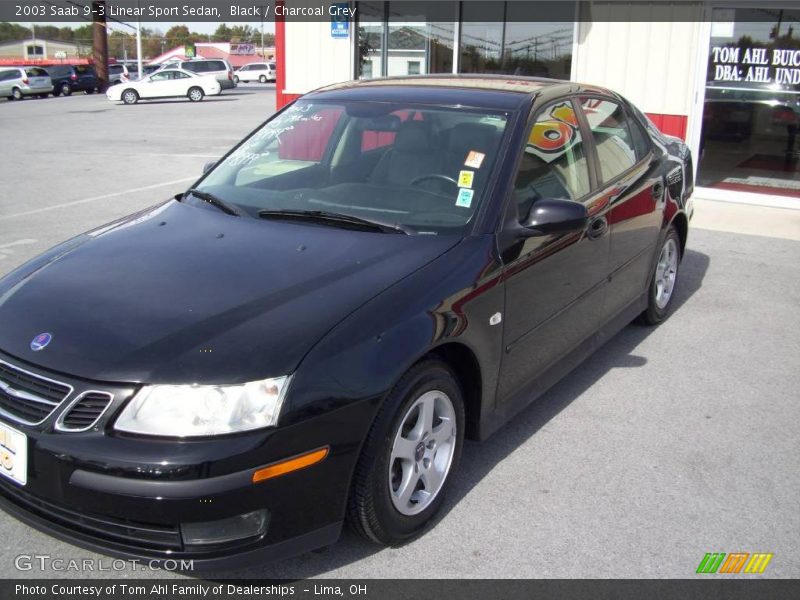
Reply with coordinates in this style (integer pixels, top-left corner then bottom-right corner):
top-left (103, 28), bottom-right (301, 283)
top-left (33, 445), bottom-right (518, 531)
top-left (136, 17), bottom-right (143, 77)
top-left (92, 0), bottom-right (109, 91)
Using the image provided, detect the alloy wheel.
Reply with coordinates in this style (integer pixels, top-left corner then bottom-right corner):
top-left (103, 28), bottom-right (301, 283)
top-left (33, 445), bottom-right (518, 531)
top-left (388, 390), bottom-right (457, 516)
top-left (654, 237), bottom-right (678, 309)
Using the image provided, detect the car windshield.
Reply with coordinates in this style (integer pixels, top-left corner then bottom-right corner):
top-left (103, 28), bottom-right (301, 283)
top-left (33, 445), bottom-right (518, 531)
top-left (196, 100), bottom-right (509, 234)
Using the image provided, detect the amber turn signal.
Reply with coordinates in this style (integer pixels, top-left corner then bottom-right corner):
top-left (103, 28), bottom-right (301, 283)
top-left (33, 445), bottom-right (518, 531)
top-left (252, 447), bottom-right (329, 483)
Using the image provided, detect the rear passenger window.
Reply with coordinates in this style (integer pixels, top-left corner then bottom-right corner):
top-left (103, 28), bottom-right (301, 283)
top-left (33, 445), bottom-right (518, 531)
top-left (580, 98), bottom-right (638, 182)
top-left (628, 117), bottom-right (652, 161)
top-left (208, 61), bottom-right (225, 71)
top-left (514, 100), bottom-right (591, 221)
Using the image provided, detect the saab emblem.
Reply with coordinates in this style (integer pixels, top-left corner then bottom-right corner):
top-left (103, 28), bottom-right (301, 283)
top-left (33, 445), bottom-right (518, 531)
top-left (30, 333), bottom-right (53, 351)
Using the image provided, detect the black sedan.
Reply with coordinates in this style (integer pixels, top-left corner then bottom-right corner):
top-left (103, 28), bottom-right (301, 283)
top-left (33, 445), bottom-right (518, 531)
top-left (0, 76), bottom-right (693, 568)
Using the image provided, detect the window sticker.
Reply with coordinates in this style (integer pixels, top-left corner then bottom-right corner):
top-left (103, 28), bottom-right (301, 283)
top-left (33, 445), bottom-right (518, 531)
top-left (464, 151), bottom-right (485, 169)
top-left (458, 170), bottom-right (475, 189)
top-left (455, 188), bottom-right (474, 208)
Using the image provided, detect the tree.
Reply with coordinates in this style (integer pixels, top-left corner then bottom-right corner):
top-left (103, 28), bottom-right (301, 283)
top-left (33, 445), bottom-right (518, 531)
top-left (0, 22), bottom-right (31, 43)
top-left (229, 25), bottom-right (256, 43)
top-left (163, 25), bottom-right (198, 48)
top-left (212, 24), bottom-right (232, 42)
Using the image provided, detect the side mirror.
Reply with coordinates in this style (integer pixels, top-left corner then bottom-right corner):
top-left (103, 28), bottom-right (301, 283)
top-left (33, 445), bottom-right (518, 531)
top-left (202, 160), bottom-right (217, 174)
top-left (519, 198), bottom-right (588, 237)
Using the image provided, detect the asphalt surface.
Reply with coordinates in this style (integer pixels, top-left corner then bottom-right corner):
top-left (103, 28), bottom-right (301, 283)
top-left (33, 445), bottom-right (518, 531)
top-left (0, 87), bottom-right (798, 579)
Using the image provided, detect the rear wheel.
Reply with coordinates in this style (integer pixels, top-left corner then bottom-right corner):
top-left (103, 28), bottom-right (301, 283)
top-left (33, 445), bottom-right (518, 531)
top-left (259, 74), bottom-right (267, 83)
top-left (347, 359), bottom-right (464, 545)
top-left (11, 87), bottom-right (23, 100)
top-left (121, 89), bottom-right (139, 105)
top-left (639, 226), bottom-right (681, 325)
top-left (188, 87), bottom-right (204, 102)
top-left (60, 82), bottom-right (72, 96)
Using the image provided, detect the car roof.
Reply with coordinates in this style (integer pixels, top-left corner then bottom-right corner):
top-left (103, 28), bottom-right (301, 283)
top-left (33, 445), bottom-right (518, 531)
top-left (306, 75), bottom-right (610, 110)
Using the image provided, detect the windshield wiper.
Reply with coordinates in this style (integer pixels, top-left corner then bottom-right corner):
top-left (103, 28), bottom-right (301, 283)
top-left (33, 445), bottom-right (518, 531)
top-left (257, 209), bottom-right (408, 234)
top-left (184, 189), bottom-right (240, 216)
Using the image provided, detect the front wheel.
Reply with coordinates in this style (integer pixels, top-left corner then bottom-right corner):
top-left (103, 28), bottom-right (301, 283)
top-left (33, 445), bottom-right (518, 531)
top-left (121, 89), bottom-right (139, 105)
top-left (188, 87), bottom-right (204, 102)
top-left (233, 75), bottom-right (240, 84)
top-left (639, 226), bottom-right (681, 325)
top-left (347, 359), bottom-right (464, 545)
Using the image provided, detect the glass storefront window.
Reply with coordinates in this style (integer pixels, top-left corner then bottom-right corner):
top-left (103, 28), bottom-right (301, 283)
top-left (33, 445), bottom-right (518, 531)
top-left (698, 7), bottom-right (800, 197)
top-left (357, 1), bottom-right (575, 80)
top-left (357, 2), bottom-right (454, 78)
top-left (460, 2), bottom-right (574, 79)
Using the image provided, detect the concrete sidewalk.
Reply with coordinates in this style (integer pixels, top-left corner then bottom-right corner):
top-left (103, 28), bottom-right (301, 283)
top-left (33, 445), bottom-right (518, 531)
top-left (691, 197), bottom-right (800, 241)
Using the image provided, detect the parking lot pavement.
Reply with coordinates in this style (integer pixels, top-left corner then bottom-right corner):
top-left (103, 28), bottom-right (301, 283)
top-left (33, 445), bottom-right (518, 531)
top-left (1, 90), bottom-right (799, 579)
top-left (0, 84), bottom-right (275, 269)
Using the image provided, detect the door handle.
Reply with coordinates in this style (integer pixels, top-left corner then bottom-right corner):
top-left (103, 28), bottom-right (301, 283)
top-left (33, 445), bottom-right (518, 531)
top-left (587, 217), bottom-right (608, 240)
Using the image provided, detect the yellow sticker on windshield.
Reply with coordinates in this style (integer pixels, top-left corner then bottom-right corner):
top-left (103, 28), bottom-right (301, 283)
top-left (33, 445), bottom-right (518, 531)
top-left (456, 189), bottom-right (474, 208)
top-left (464, 151), bottom-right (485, 169)
top-left (458, 170), bottom-right (474, 189)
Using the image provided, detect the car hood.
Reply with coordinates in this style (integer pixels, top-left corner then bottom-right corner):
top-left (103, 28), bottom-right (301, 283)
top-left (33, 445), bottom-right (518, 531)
top-left (0, 200), bottom-right (459, 384)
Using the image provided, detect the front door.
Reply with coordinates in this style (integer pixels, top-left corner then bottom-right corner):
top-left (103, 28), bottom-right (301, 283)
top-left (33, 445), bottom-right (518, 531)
top-left (497, 99), bottom-right (611, 402)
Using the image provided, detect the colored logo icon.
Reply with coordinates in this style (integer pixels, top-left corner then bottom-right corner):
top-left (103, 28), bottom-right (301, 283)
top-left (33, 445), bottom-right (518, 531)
top-left (30, 333), bottom-right (53, 352)
top-left (696, 552), bottom-right (773, 574)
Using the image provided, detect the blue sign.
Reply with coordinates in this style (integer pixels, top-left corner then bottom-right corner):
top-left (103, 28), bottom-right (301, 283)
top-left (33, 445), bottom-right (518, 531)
top-left (331, 3), bottom-right (350, 39)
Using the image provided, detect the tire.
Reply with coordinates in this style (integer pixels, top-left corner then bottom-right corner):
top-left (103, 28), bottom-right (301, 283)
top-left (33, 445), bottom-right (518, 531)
top-left (188, 87), bottom-right (204, 102)
top-left (60, 83), bottom-right (72, 96)
top-left (639, 226), bottom-right (681, 325)
top-left (11, 87), bottom-right (23, 101)
top-left (121, 89), bottom-right (139, 105)
top-left (347, 359), bottom-right (465, 545)
top-left (233, 75), bottom-right (240, 84)
top-left (259, 74), bottom-right (267, 83)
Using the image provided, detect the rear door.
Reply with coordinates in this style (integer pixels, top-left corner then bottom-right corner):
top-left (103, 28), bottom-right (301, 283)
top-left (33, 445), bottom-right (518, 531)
top-left (497, 98), bottom-right (612, 401)
top-left (577, 96), bottom-right (664, 317)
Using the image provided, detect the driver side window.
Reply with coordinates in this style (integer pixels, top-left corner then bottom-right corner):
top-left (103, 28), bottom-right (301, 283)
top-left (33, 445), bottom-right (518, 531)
top-left (514, 100), bottom-right (590, 222)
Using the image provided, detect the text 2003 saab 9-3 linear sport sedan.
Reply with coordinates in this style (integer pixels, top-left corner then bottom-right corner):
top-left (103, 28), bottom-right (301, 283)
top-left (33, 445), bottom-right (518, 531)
top-left (0, 76), bottom-right (693, 568)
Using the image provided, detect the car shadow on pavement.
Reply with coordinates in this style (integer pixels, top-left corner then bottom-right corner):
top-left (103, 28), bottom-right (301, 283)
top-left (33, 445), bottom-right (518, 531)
top-left (117, 98), bottom-right (240, 106)
top-left (199, 247), bottom-right (710, 580)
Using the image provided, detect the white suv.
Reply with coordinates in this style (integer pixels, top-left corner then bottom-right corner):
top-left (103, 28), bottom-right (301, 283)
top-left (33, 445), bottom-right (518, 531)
top-left (233, 62), bottom-right (276, 84)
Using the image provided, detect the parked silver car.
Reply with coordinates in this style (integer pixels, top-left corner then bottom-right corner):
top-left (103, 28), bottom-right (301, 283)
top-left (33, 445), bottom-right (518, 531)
top-left (0, 67), bottom-right (53, 100)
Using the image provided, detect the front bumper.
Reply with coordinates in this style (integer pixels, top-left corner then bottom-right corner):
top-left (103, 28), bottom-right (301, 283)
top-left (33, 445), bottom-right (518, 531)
top-left (0, 354), bottom-right (378, 568)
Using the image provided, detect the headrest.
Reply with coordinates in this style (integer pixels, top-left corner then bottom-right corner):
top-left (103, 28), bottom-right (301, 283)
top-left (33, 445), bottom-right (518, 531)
top-left (394, 120), bottom-right (431, 152)
top-left (447, 123), bottom-right (496, 153)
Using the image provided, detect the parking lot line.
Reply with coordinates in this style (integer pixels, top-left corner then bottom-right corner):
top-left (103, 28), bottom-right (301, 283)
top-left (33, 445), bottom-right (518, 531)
top-left (1, 177), bottom-right (196, 220)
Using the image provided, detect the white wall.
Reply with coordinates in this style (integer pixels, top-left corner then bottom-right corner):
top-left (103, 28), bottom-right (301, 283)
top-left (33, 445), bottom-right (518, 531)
top-left (573, 2), bottom-right (703, 117)
top-left (283, 22), bottom-right (354, 95)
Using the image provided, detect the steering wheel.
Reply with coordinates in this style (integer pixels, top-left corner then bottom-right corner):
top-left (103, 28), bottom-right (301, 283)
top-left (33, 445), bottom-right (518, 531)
top-left (410, 174), bottom-right (459, 189)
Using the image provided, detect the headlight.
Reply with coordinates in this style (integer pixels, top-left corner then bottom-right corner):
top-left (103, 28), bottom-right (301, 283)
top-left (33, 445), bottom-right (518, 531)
top-left (114, 376), bottom-right (291, 437)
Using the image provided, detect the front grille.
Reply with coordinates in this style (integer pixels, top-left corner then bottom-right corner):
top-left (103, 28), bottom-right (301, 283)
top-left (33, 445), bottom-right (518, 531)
top-left (0, 360), bottom-right (72, 425)
top-left (58, 392), bottom-right (113, 431)
top-left (0, 478), bottom-right (182, 551)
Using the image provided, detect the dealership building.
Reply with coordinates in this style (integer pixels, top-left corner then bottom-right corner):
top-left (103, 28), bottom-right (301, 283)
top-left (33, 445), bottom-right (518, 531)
top-left (275, 1), bottom-right (800, 205)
